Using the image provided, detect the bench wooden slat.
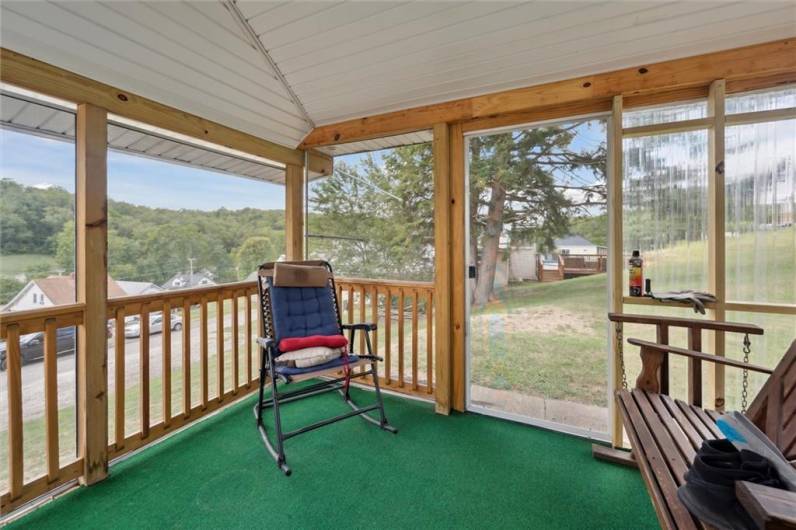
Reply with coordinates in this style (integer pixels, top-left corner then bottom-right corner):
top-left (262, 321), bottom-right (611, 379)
top-left (618, 391), bottom-right (680, 530)
top-left (692, 405), bottom-right (724, 439)
top-left (705, 409), bottom-right (722, 423)
top-left (634, 390), bottom-right (691, 485)
top-left (661, 395), bottom-right (704, 450)
top-left (648, 392), bottom-right (697, 465)
top-left (676, 400), bottom-right (716, 442)
top-left (619, 390), bottom-right (700, 530)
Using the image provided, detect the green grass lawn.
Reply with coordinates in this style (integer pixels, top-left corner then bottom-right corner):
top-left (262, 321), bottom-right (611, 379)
top-left (0, 254), bottom-right (56, 278)
top-left (471, 226), bottom-right (795, 415)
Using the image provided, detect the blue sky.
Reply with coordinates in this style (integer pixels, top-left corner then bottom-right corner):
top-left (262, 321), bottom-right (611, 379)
top-left (1, 129), bottom-right (286, 210)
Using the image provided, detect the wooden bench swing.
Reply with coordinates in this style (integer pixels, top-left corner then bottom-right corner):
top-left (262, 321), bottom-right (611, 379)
top-left (597, 313), bottom-right (796, 530)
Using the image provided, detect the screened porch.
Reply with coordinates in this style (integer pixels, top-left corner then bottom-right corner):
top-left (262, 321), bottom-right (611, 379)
top-left (0, 2), bottom-right (795, 528)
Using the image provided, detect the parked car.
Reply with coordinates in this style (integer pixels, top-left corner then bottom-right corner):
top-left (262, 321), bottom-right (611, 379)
top-left (124, 313), bottom-right (182, 338)
top-left (0, 326), bottom-right (76, 371)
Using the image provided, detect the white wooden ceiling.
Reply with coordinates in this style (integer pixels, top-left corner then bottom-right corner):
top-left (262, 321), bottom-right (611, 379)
top-left (1, 1), bottom-right (794, 151)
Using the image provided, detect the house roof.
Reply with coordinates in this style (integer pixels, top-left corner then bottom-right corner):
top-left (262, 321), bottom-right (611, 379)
top-left (1, 2), bottom-right (791, 148)
top-left (162, 270), bottom-right (216, 290)
top-left (116, 281), bottom-right (164, 296)
top-left (554, 235), bottom-right (596, 248)
top-left (35, 275), bottom-right (127, 304)
top-left (1, 274), bottom-right (127, 310)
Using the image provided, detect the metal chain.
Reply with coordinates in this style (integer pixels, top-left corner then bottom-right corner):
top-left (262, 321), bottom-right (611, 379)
top-left (616, 322), bottom-right (628, 390)
top-left (741, 333), bottom-right (751, 413)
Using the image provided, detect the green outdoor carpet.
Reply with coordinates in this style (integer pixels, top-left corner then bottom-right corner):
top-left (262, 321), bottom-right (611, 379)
top-left (10, 388), bottom-right (656, 529)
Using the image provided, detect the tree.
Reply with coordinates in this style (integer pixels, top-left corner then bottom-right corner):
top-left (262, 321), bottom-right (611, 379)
top-left (469, 124), bottom-right (606, 306)
top-left (235, 236), bottom-right (276, 278)
top-left (309, 144), bottom-right (434, 280)
top-left (0, 278), bottom-right (25, 305)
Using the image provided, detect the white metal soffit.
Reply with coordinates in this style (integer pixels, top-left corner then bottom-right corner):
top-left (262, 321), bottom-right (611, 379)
top-left (1, 1), bottom-right (795, 146)
top-left (315, 130), bottom-right (433, 157)
top-left (0, 90), bottom-right (289, 185)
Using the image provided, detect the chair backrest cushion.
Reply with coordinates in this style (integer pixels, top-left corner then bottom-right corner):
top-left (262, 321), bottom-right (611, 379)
top-left (269, 282), bottom-right (340, 353)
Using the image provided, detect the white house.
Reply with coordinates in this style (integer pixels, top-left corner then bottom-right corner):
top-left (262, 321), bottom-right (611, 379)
top-left (2, 274), bottom-right (126, 312)
top-left (553, 235), bottom-right (607, 256)
top-left (162, 269), bottom-right (216, 290)
top-left (116, 281), bottom-right (164, 296)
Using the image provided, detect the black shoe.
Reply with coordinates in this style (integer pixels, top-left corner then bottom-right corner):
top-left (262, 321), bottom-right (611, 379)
top-left (677, 440), bottom-right (784, 530)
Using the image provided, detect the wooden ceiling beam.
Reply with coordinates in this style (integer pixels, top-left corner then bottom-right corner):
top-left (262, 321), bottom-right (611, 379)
top-left (0, 48), bottom-right (331, 175)
top-left (302, 38), bottom-right (796, 146)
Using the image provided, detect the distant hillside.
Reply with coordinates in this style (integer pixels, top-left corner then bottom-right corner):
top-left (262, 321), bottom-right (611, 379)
top-left (0, 179), bottom-right (286, 286)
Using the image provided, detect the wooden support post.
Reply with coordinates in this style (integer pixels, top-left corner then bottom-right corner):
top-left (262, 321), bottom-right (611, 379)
top-left (708, 79), bottom-right (727, 411)
top-left (285, 163), bottom-right (304, 261)
top-left (433, 123), bottom-right (452, 415)
top-left (76, 103), bottom-right (108, 484)
top-left (608, 95), bottom-right (625, 448)
top-left (449, 122), bottom-right (466, 412)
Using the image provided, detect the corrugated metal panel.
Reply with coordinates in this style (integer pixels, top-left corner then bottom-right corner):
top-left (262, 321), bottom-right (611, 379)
top-left (1, 1), bottom-right (793, 145)
top-left (0, 91), bottom-right (291, 185)
top-left (316, 130), bottom-right (432, 157)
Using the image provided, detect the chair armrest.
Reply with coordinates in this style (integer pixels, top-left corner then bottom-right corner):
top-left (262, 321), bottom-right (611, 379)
top-left (628, 338), bottom-right (773, 375)
top-left (736, 481), bottom-right (796, 529)
top-left (257, 337), bottom-right (275, 350)
top-left (342, 323), bottom-right (377, 332)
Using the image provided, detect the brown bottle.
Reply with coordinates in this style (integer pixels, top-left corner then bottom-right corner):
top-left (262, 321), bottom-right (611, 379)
top-left (629, 250), bottom-right (643, 297)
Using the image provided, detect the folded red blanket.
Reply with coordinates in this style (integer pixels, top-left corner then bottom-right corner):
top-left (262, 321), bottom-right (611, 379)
top-left (279, 334), bottom-right (348, 353)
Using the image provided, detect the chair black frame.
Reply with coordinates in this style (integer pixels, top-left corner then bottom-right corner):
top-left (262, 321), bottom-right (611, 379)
top-left (254, 260), bottom-right (397, 476)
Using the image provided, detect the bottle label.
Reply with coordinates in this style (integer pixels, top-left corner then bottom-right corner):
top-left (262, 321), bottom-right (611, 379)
top-left (629, 266), bottom-right (643, 296)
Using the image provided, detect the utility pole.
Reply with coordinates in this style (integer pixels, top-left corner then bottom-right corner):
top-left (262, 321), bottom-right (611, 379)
top-left (188, 257), bottom-right (195, 286)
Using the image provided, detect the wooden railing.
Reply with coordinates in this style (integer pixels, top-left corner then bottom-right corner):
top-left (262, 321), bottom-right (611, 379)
top-left (105, 281), bottom-right (259, 461)
top-left (335, 277), bottom-right (435, 398)
top-left (561, 254), bottom-right (607, 274)
top-left (0, 276), bottom-right (433, 513)
top-left (0, 303), bottom-right (86, 513)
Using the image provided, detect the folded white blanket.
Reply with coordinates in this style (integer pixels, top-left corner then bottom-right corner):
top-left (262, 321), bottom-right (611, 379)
top-left (276, 346), bottom-right (345, 368)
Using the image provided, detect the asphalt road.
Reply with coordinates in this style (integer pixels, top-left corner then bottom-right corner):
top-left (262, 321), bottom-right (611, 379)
top-left (0, 313), bottom-right (250, 424)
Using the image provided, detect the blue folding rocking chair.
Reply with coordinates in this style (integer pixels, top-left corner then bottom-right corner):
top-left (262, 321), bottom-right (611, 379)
top-left (254, 260), bottom-right (397, 475)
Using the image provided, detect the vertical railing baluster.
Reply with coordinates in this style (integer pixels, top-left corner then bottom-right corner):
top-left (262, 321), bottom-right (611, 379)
top-left (370, 286), bottom-right (378, 383)
top-left (140, 305), bottom-right (150, 438)
top-left (115, 308), bottom-right (125, 444)
top-left (347, 286), bottom-right (354, 325)
top-left (384, 288), bottom-right (392, 384)
top-left (217, 293), bottom-right (224, 400)
top-left (232, 293), bottom-right (239, 393)
top-left (688, 327), bottom-right (703, 407)
top-left (358, 286), bottom-right (366, 372)
top-left (411, 290), bottom-right (419, 390)
top-left (44, 319), bottom-right (59, 481)
top-left (6, 324), bottom-right (23, 500)
top-left (162, 301), bottom-right (171, 426)
top-left (182, 299), bottom-right (191, 417)
top-left (398, 289), bottom-right (405, 388)
top-left (201, 298), bottom-right (209, 409)
top-left (246, 293), bottom-right (252, 385)
top-left (656, 323), bottom-right (670, 396)
top-left (426, 290), bottom-right (433, 393)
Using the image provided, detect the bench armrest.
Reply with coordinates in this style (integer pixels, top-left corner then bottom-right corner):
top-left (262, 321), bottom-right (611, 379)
top-left (736, 481), bottom-right (796, 529)
top-left (628, 338), bottom-right (773, 375)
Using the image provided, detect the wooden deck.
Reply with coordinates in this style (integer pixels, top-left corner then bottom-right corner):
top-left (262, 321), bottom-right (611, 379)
top-left (537, 254), bottom-right (607, 282)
